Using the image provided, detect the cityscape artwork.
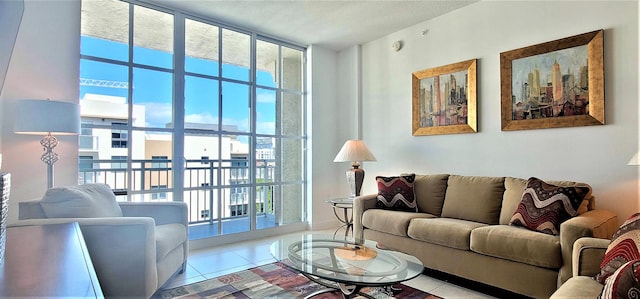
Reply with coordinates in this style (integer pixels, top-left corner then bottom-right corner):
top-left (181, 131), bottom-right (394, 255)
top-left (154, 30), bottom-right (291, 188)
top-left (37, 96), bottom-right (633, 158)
top-left (511, 45), bottom-right (588, 120)
top-left (418, 69), bottom-right (469, 127)
top-left (500, 30), bottom-right (604, 131)
top-left (412, 59), bottom-right (477, 136)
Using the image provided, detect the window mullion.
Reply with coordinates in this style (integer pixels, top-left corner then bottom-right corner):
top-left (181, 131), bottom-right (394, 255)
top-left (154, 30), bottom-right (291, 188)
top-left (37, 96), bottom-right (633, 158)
top-left (173, 12), bottom-right (186, 202)
top-left (126, 1), bottom-right (134, 201)
top-left (216, 25), bottom-right (223, 232)
top-left (249, 33), bottom-right (258, 231)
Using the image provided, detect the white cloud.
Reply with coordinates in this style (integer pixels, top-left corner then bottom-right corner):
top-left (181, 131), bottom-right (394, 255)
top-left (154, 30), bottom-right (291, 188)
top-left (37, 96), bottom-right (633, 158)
top-left (186, 113), bottom-right (217, 124)
top-left (141, 102), bottom-right (172, 127)
top-left (256, 92), bottom-right (275, 104)
top-left (257, 121), bottom-right (275, 134)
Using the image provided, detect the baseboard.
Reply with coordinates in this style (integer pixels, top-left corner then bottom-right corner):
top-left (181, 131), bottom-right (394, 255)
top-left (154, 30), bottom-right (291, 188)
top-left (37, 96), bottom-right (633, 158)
top-left (188, 222), bottom-right (308, 251)
top-left (422, 268), bottom-right (533, 299)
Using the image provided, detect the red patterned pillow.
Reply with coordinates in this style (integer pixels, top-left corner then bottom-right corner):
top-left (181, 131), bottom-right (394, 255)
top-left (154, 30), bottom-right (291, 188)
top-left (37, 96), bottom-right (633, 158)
top-left (600, 259), bottom-right (640, 299)
top-left (596, 213), bottom-right (640, 283)
top-left (509, 177), bottom-right (590, 235)
top-left (375, 174), bottom-right (417, 212)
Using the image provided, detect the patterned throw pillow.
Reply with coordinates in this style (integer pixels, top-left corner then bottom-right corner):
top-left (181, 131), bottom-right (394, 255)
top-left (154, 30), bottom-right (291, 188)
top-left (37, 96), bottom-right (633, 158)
top-left (509, 177), bottom-right (590, 235)
top-left (600, 259), bottom-right (640, 299)
top-left (596, 213), bottom-right (640, 283)
top-left (375, 174), bottom-right (417, 212)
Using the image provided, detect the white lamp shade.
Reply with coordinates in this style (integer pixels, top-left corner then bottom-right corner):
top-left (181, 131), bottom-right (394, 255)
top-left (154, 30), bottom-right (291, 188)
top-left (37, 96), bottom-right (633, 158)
top-left (14, 99), bottom-right (80, 135)
top-left (628, 151), bottom-right (640, 166)
top-left (333, 140), bottom-right (377, 162)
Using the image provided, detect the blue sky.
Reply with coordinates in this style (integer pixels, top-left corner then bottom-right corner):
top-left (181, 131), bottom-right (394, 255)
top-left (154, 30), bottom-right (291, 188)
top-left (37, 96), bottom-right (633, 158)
top-left (79, 36), bottom-right (276, 135)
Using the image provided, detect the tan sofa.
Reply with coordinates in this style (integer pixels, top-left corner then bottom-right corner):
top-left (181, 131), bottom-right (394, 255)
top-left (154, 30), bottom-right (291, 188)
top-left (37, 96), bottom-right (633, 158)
top-left (353, 174), bottom-right (618, 298)
top-left (550, 237), bottom-right (609, 298)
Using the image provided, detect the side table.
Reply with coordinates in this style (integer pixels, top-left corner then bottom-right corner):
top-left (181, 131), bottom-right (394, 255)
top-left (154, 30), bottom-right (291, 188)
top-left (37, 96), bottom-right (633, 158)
top-left (0, 222), bottom-right (103, 298)
top-left (325, 197), bottom-right (353, 238)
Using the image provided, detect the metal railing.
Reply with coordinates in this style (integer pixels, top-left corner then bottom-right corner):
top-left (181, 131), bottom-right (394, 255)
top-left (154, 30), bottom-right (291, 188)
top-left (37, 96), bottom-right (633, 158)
top-left (78, 158), bottom-right (276, 225)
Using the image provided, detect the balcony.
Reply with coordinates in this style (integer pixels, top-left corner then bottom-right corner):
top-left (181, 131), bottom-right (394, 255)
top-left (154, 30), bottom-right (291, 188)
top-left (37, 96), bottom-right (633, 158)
top-left (78, 158), bottom-right (279, 240)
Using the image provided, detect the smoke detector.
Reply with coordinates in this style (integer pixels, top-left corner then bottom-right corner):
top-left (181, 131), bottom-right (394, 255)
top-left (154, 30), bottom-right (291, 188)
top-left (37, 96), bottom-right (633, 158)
top-left (392, 40), bottom-right (403, 52)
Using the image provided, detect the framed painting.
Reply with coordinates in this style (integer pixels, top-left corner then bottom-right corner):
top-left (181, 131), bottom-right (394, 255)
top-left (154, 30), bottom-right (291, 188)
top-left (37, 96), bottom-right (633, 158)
top-left (500, 30), bottom-right (604, 131)
top-left (412, 59), bottom-right (477, 136)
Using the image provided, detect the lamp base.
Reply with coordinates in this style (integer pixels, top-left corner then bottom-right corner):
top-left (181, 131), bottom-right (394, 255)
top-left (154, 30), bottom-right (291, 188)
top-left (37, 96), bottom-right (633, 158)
top-left (40, 133), bottom-right (58, 189)
top-left (346, 165), bottom-right (365, 198)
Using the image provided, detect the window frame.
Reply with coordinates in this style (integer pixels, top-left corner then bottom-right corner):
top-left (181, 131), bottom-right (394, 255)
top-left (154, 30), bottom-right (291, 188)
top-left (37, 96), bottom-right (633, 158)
top-left (79, 0), bottom-right (308, 235)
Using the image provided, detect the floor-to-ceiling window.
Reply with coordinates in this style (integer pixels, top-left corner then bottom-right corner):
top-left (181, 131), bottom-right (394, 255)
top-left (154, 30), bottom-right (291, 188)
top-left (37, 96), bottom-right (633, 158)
top-left (78, 0), bottom-right (306, 239)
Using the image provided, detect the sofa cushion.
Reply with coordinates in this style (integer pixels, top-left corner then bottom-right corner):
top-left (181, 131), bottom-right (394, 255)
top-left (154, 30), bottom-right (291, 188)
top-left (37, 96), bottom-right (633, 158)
top-left (362, 209), bottom-right (435, 237)
top-left (408, 218), bottom-right (486, 250)
top-left (470, 225), bottom-right (562, 268)
top-left (509, 177), bottom-right (591, 235)
top-left (550, 276), bottom-right (604, 299)
top-left (375, 174), bottom-right (417, 212)
top-left (155, 223), bottom-right (188, 262)
top-left (500, 177), bottom-right (592, 225)
top-left (500, 177), bottom-right (529, 225)
top-left (414, 174), bottom-right (449, 216)
top-left (441, 175), bottom-right (505, 224)
top-left (596, 212), bottom-right (640, 283)
top-left (40, 183), bottom-right (123, 218)
top-left (600, 259), bottom-right (640, 299)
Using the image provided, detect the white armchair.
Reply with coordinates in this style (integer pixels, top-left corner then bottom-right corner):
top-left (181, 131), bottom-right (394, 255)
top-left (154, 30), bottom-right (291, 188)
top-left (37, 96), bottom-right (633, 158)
top-left (14, 184), bottom-right (188, 299)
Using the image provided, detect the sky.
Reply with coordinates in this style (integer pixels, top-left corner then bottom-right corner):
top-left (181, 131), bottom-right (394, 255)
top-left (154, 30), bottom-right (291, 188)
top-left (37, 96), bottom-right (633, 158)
top-left (79, 36), bottom-right (277, 137)
top-left (511, 45), bottom-right (588, 102)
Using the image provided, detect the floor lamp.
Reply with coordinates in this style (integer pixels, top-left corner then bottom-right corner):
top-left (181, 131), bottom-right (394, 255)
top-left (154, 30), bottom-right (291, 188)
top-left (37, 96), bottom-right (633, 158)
top-left (14, 99), bottom-right (80, 189)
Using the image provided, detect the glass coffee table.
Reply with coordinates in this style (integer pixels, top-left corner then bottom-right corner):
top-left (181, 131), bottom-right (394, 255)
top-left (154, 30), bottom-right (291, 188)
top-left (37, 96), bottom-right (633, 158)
top-left (270, 234), bottom-right (423, 298)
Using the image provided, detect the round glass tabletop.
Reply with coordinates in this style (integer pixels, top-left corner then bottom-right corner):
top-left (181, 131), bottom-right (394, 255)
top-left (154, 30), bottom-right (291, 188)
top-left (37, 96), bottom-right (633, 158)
top-left (269, 234), bottom-right (423, 287)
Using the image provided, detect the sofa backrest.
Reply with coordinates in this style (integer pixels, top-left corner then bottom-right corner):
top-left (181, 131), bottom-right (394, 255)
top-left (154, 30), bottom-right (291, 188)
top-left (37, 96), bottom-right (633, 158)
top-left (409, 173), bottom-right (595, 225)
top-left (441, 175), bottom-right (506, 224)
top-left (414, 174), bottom-right (449, 216)
top-left (499, 176), bottom-right (594, 225)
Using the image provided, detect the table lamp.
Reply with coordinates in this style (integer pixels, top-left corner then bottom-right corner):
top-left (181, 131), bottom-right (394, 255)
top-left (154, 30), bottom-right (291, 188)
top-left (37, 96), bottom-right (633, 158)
top-left (333, 140), bottom-right (376, 198)
top-left (14, 99), bottom-right (80, 189)
top-left (628, 150), bottom-right (640, 165)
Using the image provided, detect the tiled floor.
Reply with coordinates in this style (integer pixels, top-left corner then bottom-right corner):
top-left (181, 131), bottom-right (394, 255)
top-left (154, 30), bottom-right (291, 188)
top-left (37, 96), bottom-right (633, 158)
top-left (157, 230), bottom-right (502, 298)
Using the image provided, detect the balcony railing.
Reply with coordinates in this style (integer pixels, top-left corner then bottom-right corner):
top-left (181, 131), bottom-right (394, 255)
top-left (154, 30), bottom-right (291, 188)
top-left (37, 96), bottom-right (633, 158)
top-left (78, 158), bottom-right (276, 226)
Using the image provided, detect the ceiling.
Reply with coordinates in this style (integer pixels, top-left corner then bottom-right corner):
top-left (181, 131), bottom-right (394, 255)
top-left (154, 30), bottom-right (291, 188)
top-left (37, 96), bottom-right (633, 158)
top-left (145, 0), bottom-right (478, 51)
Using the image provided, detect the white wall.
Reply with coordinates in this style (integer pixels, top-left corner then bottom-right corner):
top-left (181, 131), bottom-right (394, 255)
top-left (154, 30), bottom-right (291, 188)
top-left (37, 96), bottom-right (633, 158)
top-left (1, 1), bottom-right (81, 223)
top-left (355, 1), bottom-right (639, 222)
top-left (307, 45), bottom-right (355, 230)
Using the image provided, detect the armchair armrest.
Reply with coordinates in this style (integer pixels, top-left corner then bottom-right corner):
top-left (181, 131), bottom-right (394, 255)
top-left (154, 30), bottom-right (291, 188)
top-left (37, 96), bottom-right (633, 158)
top-left (353, 194), bottom-right (378, 242)
top-left (572, 237), bottom-right (610, 277)
top-left (119, 201), bottom-right (188, 226)
top-left (558, 209), bottom-right (617, 285)
top-left (10, 217), bottom-right (157, 298)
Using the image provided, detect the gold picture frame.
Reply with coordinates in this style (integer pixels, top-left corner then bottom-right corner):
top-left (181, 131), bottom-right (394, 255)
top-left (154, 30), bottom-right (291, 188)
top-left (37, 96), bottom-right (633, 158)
top-left (500, 30), bottom-right (604, 131)
top-left (412, 59), bottom-right (477, 136)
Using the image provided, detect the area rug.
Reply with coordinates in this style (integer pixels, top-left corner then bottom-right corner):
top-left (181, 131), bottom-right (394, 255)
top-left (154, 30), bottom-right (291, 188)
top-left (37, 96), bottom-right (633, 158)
top-left (155, 262), bottom-right (441, 298)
